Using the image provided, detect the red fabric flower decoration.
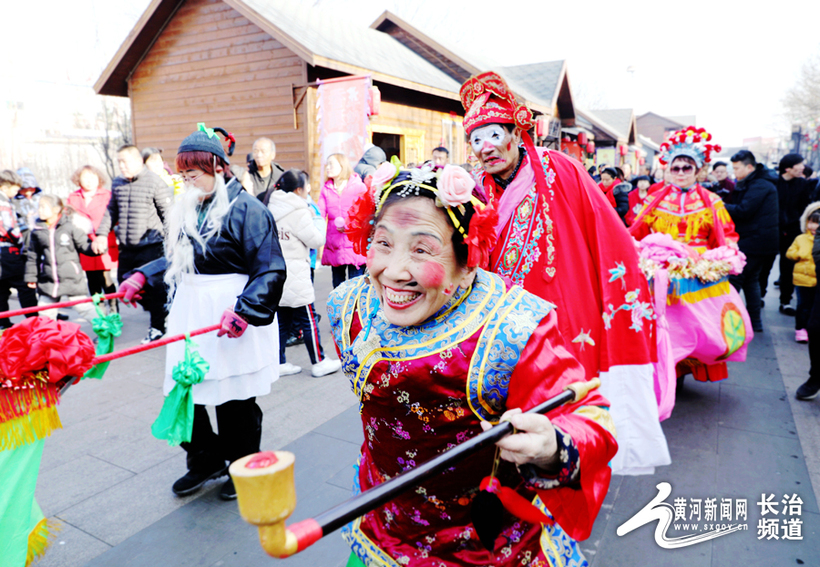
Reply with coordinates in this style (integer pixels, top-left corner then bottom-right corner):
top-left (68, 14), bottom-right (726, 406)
top-left (464, 203), bottom-right (499, 269)
top-left (344, 188), bottom-right (376, 256)
top-left (0, 317), bottom-right (96, 382)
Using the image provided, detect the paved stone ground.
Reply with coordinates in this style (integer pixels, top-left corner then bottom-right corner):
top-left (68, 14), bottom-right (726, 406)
top-left (20, 269), bottom-right (820, 566)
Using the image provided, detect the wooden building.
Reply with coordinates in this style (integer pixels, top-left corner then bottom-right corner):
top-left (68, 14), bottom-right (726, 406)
top-left (96, 0), bottom-right (578, 192)
top-left (636, 112), bottom-right (686, 147)
top-left (577, 108), bottom-right (643, 169)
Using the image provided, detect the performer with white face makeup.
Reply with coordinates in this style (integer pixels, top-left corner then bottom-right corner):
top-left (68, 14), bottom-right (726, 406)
top-left (461, 72), bottom-right (670, 475)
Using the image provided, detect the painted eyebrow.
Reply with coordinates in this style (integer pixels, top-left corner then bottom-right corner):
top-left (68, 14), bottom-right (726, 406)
top-left (373, 224), bottom-right (393, 233)
top-left (411, 231), bottom-right (442, 243)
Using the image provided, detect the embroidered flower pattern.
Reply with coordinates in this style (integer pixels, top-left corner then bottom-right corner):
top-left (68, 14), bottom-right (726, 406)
top-left (494, 191), bottom-right (546, 285)
top-left (603, 287), bottom-right (655, 332)
top-left (519, 425), bottom-right (580, 490)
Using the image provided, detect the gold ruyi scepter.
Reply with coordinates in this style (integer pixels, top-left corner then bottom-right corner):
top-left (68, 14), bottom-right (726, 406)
top-left (230, 377), bottom-right (601, 558)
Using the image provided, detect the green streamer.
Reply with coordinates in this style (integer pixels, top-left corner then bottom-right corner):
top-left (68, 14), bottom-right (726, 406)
top-left (83, 295), bottom-right (123, 380)
top-left (151, 335), bottom-right (210, 446)
top-left (197, 122), bottom-right (217, 139)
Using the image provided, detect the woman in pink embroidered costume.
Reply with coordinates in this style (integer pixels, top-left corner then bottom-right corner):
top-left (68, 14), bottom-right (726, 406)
top-left (460, 71), bottom-right (668, 475)
top-left (629, 128), bottom-right (751, 386)
top-left (329, 164), bottom-right (617, 567)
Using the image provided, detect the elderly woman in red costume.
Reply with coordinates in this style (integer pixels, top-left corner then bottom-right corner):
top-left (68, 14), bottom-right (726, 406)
top-left (460, 72), bottom-right (668, 476)
top-left (629, 127), bottom-right (745, 384)
top-left (330, 163), bottom-right (616, 567)
top-left (629, 128), bottom-right (737, 252)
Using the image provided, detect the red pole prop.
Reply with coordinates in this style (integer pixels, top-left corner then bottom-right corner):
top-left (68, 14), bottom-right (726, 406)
top-left (0, 291), bottom-right (127, 319)
top-left (59, 322), bottom-right (221, 395)
top-left (90, 323), bottom-right (221, 365)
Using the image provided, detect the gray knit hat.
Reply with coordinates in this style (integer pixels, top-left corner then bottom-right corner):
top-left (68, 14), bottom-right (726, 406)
top-left (178, 123), bottom-right (229, 164)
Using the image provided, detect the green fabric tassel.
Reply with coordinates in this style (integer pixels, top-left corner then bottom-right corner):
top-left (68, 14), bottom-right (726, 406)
top-left (83, 295), bottom-right (123, 380)
top-left (151, 335), bottom-right (210, 446)
top-left (197, 122), bottom-right (217, 139)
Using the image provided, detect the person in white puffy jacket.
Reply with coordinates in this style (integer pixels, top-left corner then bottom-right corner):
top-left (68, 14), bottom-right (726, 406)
top-left (268, 170), bottom-right (341, 377)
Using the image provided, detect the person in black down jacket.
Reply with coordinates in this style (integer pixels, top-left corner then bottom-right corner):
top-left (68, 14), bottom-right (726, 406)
top-left (24, 195), bottom-right (101, 321)
top-left (0, 170), bottom-right (37, 328)
top-left (598, 167), bottom-right (630, 225)
top-left (776, 154), bottom-right (813, 315)
top-left (797, 226), bottom-right (820, 400)
top-left (726, 151), bottom-right (779, 332)
top-left (108, 144), bottom-right (173, 343)
top-left (119, 125), bottom-right (286, 502)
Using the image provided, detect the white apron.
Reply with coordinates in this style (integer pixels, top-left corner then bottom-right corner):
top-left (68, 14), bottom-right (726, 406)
top-left (164, 273), bottom-right (279, 406)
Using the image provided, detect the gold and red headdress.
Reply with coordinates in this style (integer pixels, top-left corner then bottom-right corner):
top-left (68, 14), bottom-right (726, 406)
top-left (659, 126), bottom-right (722, 168)
top-left (459, 72), bottom-right (553, 207)
top-left (345, 162), bottom-right (499, 269)
top-left (460, 72), bottom-right (534, 135)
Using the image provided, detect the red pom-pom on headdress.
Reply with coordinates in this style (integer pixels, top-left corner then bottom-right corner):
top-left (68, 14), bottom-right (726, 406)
top-left (344, 168), bottom-right (499, 269)
top-left (464, 202), bottom-right (499, 269)
top-left (658, 125), bottom-right (718, 167)
top-left (344, 188), bottom-right (376, 257)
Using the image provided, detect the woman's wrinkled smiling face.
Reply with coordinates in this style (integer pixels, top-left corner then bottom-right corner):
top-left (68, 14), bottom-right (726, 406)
top-left (367, 197), bottom-right (474, 327)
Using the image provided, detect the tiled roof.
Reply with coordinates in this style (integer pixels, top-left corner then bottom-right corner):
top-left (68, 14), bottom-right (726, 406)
top-left (589, 109), bottom-right (635, 141)
top-left (96, 0), bottom-right (570, 116)
top-left (240, 0), bottom-right (461, 93)
top-left (495, 61), bottom-right (566, 108)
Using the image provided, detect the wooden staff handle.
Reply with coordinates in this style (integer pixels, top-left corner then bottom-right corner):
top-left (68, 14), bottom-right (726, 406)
top-left (231, 378), bottom-right (601, 558)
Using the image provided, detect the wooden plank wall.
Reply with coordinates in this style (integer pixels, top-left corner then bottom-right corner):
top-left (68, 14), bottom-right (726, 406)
top-left (370, 101), bottom-right (465, 165)
top-left (129, 0), bottom-right (308, 173)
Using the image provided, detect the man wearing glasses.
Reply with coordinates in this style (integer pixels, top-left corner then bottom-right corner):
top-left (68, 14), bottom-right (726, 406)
top-left (108, 144), bottom-right (173, 343)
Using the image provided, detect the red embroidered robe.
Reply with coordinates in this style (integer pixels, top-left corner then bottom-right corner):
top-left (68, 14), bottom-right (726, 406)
top-left (479, 149), bottom-right (656, 377)
top-left (476, 148), bottom-right (669, 475)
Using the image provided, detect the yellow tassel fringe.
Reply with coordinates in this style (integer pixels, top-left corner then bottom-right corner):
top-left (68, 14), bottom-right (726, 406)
top-left (645, 207), bottom-right (715, 244)
top-left (26, 517), bottom-right (60, 566)
top-left (0, 407), bottom-right (62, 452)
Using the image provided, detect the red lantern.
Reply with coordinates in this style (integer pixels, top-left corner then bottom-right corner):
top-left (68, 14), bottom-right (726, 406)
top-left (619, 145), bottom-right (628, 156)
top-left (586, 141), bottom-right (595, 153)
top-left (577, 132), bottom-right (588, 145)
top-left (368, 86), bottom-right (381, 116)
top-left (536, 117), bottom-right (548, 137)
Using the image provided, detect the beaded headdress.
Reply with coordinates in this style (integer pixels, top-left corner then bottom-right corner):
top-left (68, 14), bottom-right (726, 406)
top-left (659, 126), bottom-right (721, 168)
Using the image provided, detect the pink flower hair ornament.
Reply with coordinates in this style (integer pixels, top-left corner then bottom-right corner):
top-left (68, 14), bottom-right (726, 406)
top-left (345, 163), bottom-right (498, 268)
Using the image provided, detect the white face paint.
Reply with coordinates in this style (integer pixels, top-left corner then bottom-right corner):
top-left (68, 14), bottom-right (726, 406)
top-left (469, 124), bottom-right (509, 155)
